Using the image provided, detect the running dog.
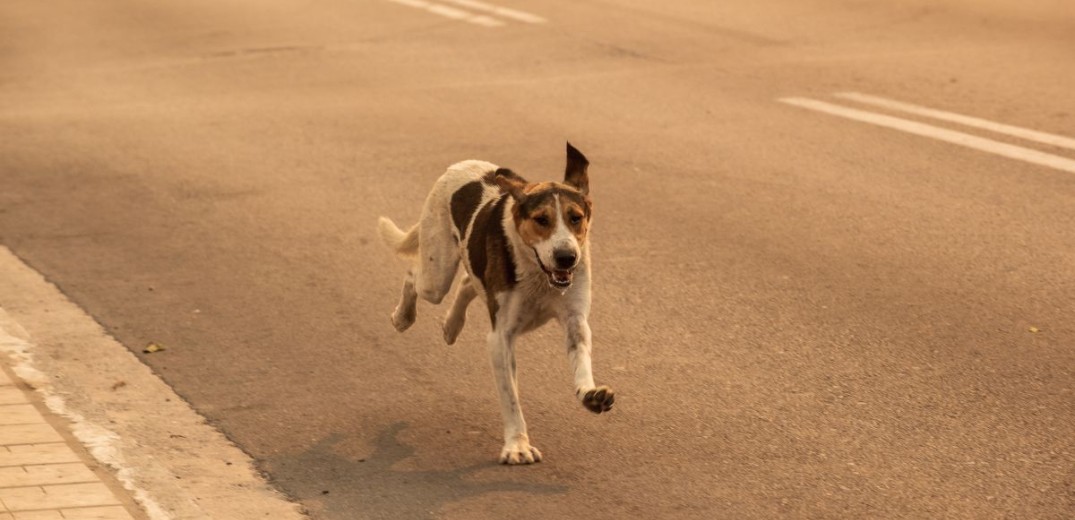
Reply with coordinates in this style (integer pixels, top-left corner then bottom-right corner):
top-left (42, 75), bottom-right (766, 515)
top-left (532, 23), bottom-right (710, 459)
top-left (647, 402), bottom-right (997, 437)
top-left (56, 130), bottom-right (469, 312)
top-left (377, 142), bottom-right (614, 464)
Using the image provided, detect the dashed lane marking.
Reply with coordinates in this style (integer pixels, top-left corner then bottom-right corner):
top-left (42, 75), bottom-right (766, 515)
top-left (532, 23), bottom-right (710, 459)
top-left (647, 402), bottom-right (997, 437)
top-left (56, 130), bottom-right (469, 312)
top-left (780, 96), bottom-right (1075, 175)
top-left (386, 0), bottom-right (545, 27)
top-left (440, 0), bottom-right (547, 24)
top-left (834, 92), bottom-right (1075, 152)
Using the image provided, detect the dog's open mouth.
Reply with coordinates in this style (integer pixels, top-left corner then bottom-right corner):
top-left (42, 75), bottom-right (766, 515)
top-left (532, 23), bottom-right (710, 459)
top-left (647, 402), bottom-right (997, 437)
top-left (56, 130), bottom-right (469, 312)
top-left (532, 248), bottom-right (575, 289)
top-left (539, 262), bottom-right (573, 289)
top-left (548, 269), bottom-right (573, 288)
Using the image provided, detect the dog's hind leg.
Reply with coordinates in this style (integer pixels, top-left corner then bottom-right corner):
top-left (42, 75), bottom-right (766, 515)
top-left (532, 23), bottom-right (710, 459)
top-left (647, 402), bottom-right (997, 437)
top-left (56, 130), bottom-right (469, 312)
top-left (413, 181), bottom-right (461, 305)
top-left (391, 267), bottom-right (418, 332)
top-left (442, 274), bottom-right (476, 345)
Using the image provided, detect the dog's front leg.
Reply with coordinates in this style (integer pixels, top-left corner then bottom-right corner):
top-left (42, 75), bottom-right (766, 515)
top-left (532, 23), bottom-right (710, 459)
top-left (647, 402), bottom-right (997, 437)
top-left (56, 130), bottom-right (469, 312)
top-left (564, 315), bottom-right (614, 414)
top-left (487, 329), bottom-right (542, 464)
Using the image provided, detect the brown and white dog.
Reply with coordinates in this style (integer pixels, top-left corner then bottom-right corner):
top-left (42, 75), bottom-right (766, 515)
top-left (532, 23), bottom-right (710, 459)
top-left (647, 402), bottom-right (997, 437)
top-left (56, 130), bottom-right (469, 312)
top-left (377, 142), bottom-right (614, 464)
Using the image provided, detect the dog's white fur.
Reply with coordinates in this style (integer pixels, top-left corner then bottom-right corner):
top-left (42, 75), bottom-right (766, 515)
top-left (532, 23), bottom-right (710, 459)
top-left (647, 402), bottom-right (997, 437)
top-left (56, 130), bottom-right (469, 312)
top-left (378, 148), bottom-right (612, 464)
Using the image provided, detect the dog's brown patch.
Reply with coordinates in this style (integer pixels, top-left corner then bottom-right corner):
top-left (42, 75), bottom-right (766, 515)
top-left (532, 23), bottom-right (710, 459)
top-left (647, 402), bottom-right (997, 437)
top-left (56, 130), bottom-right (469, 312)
top-left (467, 195), bottom-right (516, 324)
top-left (513, 185), bottom-right (557, 246)
top-left (450, 181), bottom-right (483, 237)
top-left (484, 168), bottom-right (526, 190)
top-left (558, 192), bottom-right (591, 243)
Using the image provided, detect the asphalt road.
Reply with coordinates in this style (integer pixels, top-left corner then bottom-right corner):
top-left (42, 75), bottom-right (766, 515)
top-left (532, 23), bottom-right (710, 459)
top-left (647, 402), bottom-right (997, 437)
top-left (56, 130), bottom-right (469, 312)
top-left (2, 0), bottom-right (1074, 518)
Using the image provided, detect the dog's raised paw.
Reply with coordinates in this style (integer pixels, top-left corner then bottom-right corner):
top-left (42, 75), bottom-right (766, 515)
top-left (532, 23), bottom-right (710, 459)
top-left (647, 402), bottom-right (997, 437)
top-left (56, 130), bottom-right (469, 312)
top-left (499, 440), bottom-right (543, 465)
top-left (581, 385), bottom-right (615, 414)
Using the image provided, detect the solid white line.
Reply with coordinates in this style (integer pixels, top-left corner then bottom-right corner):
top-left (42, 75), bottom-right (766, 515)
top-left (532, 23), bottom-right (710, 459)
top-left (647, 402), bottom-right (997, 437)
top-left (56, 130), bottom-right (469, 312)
top-left (780, 97), bottom-right (1075, 175)
top-left (440, 0), bottom-right (547, 23)
top-left (386, 0), bottom-right (507, 27)
top-left (834, 92), bottom-right (1075, 152)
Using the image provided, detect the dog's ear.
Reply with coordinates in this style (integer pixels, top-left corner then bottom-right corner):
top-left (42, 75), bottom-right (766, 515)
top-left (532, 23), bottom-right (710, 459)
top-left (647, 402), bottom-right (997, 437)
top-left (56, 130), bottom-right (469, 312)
top-left (564, 141), bottom-right (590, 195)
top-left (493, 168), bottom-right (528, 202)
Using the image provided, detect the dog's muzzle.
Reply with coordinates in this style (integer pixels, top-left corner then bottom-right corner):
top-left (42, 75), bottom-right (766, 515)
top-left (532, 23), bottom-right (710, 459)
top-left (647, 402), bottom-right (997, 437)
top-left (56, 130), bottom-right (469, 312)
top-left (533, 248), bottom-right (575, 289)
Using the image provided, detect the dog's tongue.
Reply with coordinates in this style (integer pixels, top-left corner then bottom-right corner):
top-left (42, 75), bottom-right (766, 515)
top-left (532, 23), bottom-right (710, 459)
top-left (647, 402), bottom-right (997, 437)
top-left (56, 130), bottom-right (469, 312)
top-left (552, 270), bottom-right (573, 285)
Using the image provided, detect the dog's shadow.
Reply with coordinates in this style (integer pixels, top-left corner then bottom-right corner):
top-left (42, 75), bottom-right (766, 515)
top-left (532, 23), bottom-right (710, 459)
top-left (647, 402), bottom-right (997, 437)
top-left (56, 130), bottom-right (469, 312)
top-left (271, 422), bottom-right (567, 519)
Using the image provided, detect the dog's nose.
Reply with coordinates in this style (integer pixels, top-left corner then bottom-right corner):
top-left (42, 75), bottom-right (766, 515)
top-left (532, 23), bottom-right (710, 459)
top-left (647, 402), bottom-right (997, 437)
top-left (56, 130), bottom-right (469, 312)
top-left (554, 250), bottom-right (577, 269)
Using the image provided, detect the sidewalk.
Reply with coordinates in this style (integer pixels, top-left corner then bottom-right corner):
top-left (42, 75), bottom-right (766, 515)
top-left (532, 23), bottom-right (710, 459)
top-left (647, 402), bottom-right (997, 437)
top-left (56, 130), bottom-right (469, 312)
top-left (0, 246), bottom-right (307, 520)
top-left (0, 362), bottom-right (142, 520)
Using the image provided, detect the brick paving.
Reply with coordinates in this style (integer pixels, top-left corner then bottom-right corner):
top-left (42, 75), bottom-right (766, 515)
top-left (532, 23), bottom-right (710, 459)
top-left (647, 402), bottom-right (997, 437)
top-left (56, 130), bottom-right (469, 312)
top-left (0, 364), bottom-right (138, 520)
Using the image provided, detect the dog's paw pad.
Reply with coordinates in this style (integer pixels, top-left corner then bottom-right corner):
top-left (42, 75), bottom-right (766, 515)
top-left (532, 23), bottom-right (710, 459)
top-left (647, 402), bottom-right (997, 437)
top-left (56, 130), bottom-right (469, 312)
top-left (391, 307), bottom-right (415, 332)
top-left (581, 385), bottom-right (615, 414)
top-left (499, 442), bottom-right (542, 465)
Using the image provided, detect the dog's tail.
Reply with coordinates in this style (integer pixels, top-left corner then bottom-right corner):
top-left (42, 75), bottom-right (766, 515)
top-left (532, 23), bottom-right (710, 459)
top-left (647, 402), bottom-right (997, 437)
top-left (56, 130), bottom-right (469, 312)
top-left (377, 217), bottom-right (420, 257)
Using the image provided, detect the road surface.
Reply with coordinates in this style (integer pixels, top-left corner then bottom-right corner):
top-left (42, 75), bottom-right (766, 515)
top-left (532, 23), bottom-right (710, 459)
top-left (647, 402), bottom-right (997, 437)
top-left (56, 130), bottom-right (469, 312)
top-left (1, 0), bottom-right (1073, 518)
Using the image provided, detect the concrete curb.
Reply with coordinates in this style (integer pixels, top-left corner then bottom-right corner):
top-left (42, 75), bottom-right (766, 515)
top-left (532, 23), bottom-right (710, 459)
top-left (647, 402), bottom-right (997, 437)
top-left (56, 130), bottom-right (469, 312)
top-left (0, 357), bottom-right (144, 520)
top-left (0, 246), bottom-right (308, 520)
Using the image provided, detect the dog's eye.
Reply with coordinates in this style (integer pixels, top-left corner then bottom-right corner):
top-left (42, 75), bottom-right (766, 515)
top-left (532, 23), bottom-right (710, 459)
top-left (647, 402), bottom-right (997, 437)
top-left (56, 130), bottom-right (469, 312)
top-left (569, 214), bottom-right (582, 225)
top-left (533, 216), bottom-right (550, 227)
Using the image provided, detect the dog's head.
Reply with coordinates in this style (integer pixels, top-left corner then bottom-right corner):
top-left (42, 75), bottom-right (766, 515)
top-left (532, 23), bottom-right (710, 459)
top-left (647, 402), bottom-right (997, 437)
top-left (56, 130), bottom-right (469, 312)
top-left (494, 142), bottom-right (593, 290)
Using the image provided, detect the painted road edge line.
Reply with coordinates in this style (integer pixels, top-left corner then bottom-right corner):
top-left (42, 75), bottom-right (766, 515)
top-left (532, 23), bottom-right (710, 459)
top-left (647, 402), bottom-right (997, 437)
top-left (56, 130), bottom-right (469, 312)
top-left (441, 0), bottom-right (547, 24)
top-left (387, 0), bottom-right (506, 27)
top-left (0, 246), bottom-right (309, 520)
top-left (834, 91), bottom-right (1075, 152)
top-left (779, 97), bottom-right (1075, 175)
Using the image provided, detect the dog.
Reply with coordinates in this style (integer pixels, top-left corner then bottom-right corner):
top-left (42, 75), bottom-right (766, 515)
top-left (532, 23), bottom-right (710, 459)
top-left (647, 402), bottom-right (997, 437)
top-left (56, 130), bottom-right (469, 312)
top-left (377, 142), bottom-right (614, 464)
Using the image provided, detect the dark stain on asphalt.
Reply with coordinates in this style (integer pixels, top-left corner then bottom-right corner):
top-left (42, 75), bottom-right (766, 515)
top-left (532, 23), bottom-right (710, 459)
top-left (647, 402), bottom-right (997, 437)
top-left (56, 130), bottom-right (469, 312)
top-left (265, 422), bottom-right (567, 519)
top-left (205, 45), bottom-right (323, 59)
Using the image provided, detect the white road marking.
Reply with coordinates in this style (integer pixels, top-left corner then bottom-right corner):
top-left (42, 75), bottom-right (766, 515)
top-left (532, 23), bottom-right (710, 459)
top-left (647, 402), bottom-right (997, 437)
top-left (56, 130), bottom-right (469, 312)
top-left (834, 92), bottom-right (1075, 152)
top-left (427, 3), bottom-right (474, 20)
top-left (469, 14), bottom-right (506, 27)
top-left (440, 0), bottom-right (547, 24)
top-left (780, 97), bottom-right (1075, 175)
top-left (386, 0), bottom-right (510, 27)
